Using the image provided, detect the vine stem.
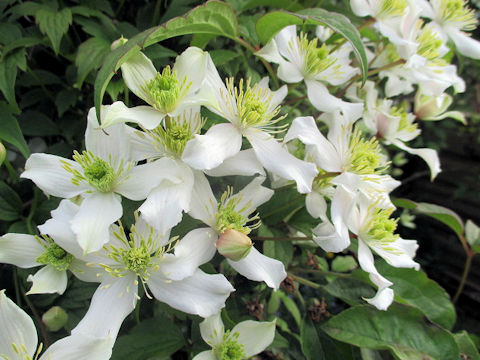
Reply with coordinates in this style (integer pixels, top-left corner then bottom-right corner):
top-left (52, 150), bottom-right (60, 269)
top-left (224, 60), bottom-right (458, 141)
top-left (288, 273), bottom-right (321, 289)
top-left (21, 287), bottom-right (51, 348)
top-left (235, 37), bottom-right (280, 89)
top-left (252, 236), bottom-right (312, 241)
top-left (453, 233), bottom-right (475, 304)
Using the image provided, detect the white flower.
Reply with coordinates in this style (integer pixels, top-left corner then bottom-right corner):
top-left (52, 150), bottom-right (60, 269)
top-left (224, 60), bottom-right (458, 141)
top-left (256, 25), bottom-right (363, 122)
top-left (0, 290), bottom-right (113, 360)
top-left (193, 312), bottom-right (276, 360)
top-left (414, 89), bottom-right (466, 123)
top-left (187, 173), bottom-right (287, 289)
top-left (182, 73), bottom-right (317, 193)
top-left (21, 107), bottom-right (164, 253)
top-left (0, 201), bottom-right (98, 295)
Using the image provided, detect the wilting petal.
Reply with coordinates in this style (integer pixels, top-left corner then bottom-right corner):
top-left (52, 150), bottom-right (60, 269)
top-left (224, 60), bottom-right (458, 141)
top-left (26, 265), bottom-right (67, 295)
top-left (392, 140), bottom-right (441, 181)
top-left (205, 149), bottom-right (265, 177)
top-left (246, 129), bottom-right (317, 194)
top-left (147, 269), bottom-right (234, 318)
top-left (121, 51), bottom-right (157, 103)
top-left (199, 312), bottom-right (225, 347)
top-left (71, 192), bottom-right (122, 254)
top-left (0, 233), bottom-right (44, 268)
top-left (0, 290), bottom-right (37, 360)
top-left (227, 247), bottom-right (286, 290)
top-left (72, 274), bottom-right (138, 339)
top-left (21, 154), bottom-right (89, 198)
top-left (232, 320), bottom-right (276, 357)
top-left (159, 228), bottom-right (217, 281)
top-left (182, 123), bottom-right (242, 170)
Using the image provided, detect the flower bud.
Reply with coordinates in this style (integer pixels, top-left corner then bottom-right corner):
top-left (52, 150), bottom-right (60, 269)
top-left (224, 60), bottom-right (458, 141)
top-left (414, 91), bottom-right (465, 123)
top-left (0, 142), bottom-right (5, 166)
top-left (111, 36), bottom-right (128, 50)
top-left (42, 306), bottom-right (68, 332)
top-left (216, 229), bottom-right (252, 262)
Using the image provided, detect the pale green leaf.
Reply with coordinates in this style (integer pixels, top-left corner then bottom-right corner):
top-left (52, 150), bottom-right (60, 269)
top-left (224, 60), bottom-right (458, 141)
top-left (455, 331), bottom-right (480, 360)
top-left (331, 256), bottom-right (357, 272)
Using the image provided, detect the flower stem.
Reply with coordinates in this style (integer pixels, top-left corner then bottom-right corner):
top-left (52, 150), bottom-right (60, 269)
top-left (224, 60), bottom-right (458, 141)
top-left (288, 273), bottom-right (321, 289)
top-left (21, 286), bottom-right (51, 348)
top-left (453, 232), bottom-right (475, 303)
top-left (252, 236), bottom-right (312, 241)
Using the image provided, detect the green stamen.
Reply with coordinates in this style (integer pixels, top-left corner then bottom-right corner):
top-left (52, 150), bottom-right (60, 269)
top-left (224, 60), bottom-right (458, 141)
top-left (390, 106), bottom-right (418, 134)
top-left (417, 26), bottom-right (445, 63)
top-left (439, 0), bottom-right (477, 31)
top-left (297, 33), bottom-right (337, 76)
top-left (379, 0), bottom-right (408, 18)
top-left (348, 129), bottom-right (384, 175)
top-left (366, 208), bottom-right (400, 246)
top-left (214, 330), bottom-right (246, 360)
top-left (36, 239), bottom-right (73, 272)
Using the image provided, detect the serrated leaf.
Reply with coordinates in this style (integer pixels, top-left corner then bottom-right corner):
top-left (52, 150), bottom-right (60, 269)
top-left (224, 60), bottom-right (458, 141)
top-left (331, 255), bottom-right (357, 272)
top-left (323, 303), bottom-right (459, 360)
top-left (1, 36), bottom-right (44, 59)
top-left (111, 317), bottom-right (185, 360)
top-left (393, 198), bottom-right (464, 236)
top-left (0, 104), bottom-right (29, 157)
top-left (376, 262), bottom-right (456, 330)
top-left (75, 37), bottom-right (111, 87)
top-left (0, 181), bottom-right (23, 221)
top-left (36, 7), bottom-right (72, 54)
top-left (255, 8), bottom-right (368, 83)
top-left (94, 0), bottom-right (238, 120)
top-left (455, 331), bottom-right (480, 360)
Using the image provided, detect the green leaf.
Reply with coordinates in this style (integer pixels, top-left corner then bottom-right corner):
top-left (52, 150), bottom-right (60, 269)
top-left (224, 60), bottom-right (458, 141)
top-left (331, 256), bottom-right (357, 272)
top-left (210, 49), bottom-right (240, 66)
top-left (1, 36), bottom-right (44, 59)
top-left (301, 318), bottom-right (326, 360)
top-left (55, 90), bottom-right (77, 117)
top-left (94, 0), bottom-right (238, 120)
top-left (240, 0), bottom-right (303, 12)
top-left (259, 225), bottom-right (293, 267)
top-left (255, 8), bottom-right (368, 83)
top-left (360, 348), bottom-right (385, 360)
top-left (0, 181), bottom-right (23, 221)
top-left (0, 104), bottom-right (29, 157)
top-left (111, 316), bottom-right (185, 360)
top-left (393, 198), bottom-right (464, 236)
top-left (465, 220), bottom-right (480, 253)
top-left (0, 54), bottom-right (18, 107)
top-left (19, 111), bottom-right (60, 136)
top-left (375, 262), bottom-right (456, 330)
top-left (36, 7), bottom-right (72, 54)
top-left (278, 291), bottom-right (302, 328)
top-left (322, 303), bottom-right (459, 360)
top-left (455, 331), bottom-right (480, 360)
top-left (323, 277), bottom-right (375, 306)
top-left (75, 37), bottom-right (111, 87)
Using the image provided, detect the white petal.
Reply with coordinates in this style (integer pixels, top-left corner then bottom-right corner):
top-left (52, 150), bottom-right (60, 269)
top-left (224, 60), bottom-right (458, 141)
top-left (0, 234), bottom-right (44, 268)
top-left (274, 25), bottom-right (299, 62)
top-left (69, 260), bottom-right (103, 283)
top-left (128, 126), bottom-right (166, 161)
top-left (199, 312), bottom-right (224, 347)
top-left (188, 171), bottom-right (218, 228)
top-left (278, 60), bottom-right (305, 83)
top-left (350, 0), bottom-right (371, 17)
top-left (235, 176), bottom-right (274, 217)
top-left (232, 320), bottom-right (276, 357)
top-left (392, 140), bottom-right (441, 181)
top-left (100, 102), bottom-right (164, 130)
top-left (255, 40), bottom-right (284, 65)
top-left (205, 149), bottom-right (265, 177)
top-left (121, 51), bottom-right (157, 103)
top-left (305, 80), bottom-right (363, 122)
top-left (40, 333), bottom-right (113, 360)
top-left (139, 161), bottom-right (194, 234)
top-left (71, 192), bottom-right (122, 254)
top-left (159, 228), bottom-right (217, 281)
top-left (192, 351), bottom-right (217, 360)
top-left (21, 153), bottom-right (88, 198)
top-left (447, 27), bottom-right (480, 60)
top-left (0, 290), bottom-right (37, 360)
top-left (182, 123), bottom-right (242, 170)
top-left (357, 240), bottom-right (394, 311)
top-left (147, 269), bottom-right (234, 318)
top-left (246, 129), bottom-right (317, 194)
top-left (115, 161), bottom-right (164, 200)
top-left (26, 265), bottom-right (67, 295)
top-left (306, 191), bottom-right (328, 220)
top-left (174, 47), bottom-right (208, 92)
top-left (227, 247), bottom-right (286, 290)
top-left (72, 273), bottom-right (138, 339)
top-left (371, 238), bottom-right (420, 270)
top-left (86, 108), bottom-right (130, 161)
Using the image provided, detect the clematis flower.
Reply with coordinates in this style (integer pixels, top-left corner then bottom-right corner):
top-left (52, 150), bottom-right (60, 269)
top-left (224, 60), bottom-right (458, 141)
top-left (68, 215), bottom-right (234, 343)
top-left (0, 200), bottom-right (98, 295)
top-left (193, 312), bottom-right (276, 360)
top-left (102, 46), bottom-right (213, 129)
top-left (255, 25), bottom-right (363, 122)
top-left (414, 89), bottom-right (466, 123)
top-left (187, 174), bottom-right (287, 289)
top-left (416, 0), bottom-right (480, 59)
top-left (21, 106), bottom-right (166, 253)
top-left (182, 74), bottom-right (317, 193)
top-left (0, 290), bottom-right (114, 360)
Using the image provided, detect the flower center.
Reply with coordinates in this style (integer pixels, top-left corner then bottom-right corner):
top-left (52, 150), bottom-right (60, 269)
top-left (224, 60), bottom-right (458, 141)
top-left (416, 25), bottom-right (445, 64)
top-left (215, 187), bottom-right (260, 235)
top-left (438, 0), bottom-right (477, 31)
top-left (297, 33), bottom-right (336, 76)
top-left (378, 0), bottom-right (408, 18)
top-left (366, 207), bottom-right (400, 246)
top-left (390, 106), bottom-right (418, 134)
top-left (144, 66), bottom-right (191, 113)
top-left (214, 330), bottom-right (246, 360)
top-left (36, 240), bottom-right (73, 272)
top-left (347, 129), bottom-right (384, 175)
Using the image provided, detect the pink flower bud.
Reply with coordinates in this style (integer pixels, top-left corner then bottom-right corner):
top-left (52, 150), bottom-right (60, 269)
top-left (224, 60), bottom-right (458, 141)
top-left (216, 229), bottom-right (252, 262)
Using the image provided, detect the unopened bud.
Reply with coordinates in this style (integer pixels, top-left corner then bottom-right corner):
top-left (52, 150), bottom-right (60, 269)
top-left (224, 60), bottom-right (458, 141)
top-left (42, 306), bottom-right (68, 332)
top-left (0, 142), bottom-right (5, 166)
top-left (216, 229), bottom-right (252, 261)
top-left (111, 36), bottom-right (128, 50)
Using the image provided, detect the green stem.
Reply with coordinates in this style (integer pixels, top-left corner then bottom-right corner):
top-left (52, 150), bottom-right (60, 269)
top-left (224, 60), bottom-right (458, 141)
top-left (25, 188), bottom-right (40, 235)
top-left (21, 287), bottom-right (51, 348)
top-left (292, 267), bottom-right (352, 279)
top-left (252, 236), bottom-right (312, 241)
top-left (453, 233), bottom-right (475, 303)
top-left (288, 273), bottom-right (321, 289)
top-left (3, 159), bottom-right (20, 181)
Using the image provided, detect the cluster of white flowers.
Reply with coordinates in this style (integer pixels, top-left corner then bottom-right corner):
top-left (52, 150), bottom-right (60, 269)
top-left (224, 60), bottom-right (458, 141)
top-left (0, 0), bottom-right (475, 358)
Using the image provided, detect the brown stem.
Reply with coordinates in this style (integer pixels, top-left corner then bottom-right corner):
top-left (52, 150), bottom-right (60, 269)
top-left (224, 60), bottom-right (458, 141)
top-left (453, 233), bottom-right (475, 303)
top-left (21, 288), bottom-right (50, 348)
top-left (252, 236), bottom-right (312, 241)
